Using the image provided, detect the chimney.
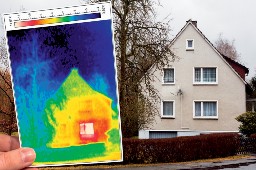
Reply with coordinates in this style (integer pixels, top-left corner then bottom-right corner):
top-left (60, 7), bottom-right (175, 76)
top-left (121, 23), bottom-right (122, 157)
top-left (192, 21), bottom-right (197, 27)
top-left (186, 19), bottom-right (197, 27)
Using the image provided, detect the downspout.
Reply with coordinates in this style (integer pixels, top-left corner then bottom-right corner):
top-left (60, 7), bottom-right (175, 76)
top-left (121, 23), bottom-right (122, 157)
top-left (178, 88), bottom-right (189, 130)
top-left (177, 87), bottom-right (184, 129)
top-left (180, 91), bottom-right (183, 129)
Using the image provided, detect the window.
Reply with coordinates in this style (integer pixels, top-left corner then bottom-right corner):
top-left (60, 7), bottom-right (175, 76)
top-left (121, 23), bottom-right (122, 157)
top-left (80, 123), bottom-right (94, 139)
top-left (163, 68), bottom-right (175, 84)
top-left (149, 131), bottom-right (177, 139)
top-left (186, 39), bottom-right (194, 50)
top-left (194, 101), bottom-right (218, 118)
top-left (161, 101), bottom-right (175, 118)
top-left (194, 67), bottom-right (217, 84)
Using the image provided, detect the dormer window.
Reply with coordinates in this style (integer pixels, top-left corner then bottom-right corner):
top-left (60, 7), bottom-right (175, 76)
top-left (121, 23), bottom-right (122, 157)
top-left (186, 39), bottom-right (194, 50)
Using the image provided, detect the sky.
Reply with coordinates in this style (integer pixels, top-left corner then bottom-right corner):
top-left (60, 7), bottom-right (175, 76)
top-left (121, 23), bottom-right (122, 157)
top-left (155, 0), bottom-right (256, 80)
top-left (0, 0), bottom-right (256, 80)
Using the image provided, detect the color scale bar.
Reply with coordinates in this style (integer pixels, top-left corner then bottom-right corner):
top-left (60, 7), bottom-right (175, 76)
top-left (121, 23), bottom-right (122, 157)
top-left (14, 13), bottom-right (101, 28)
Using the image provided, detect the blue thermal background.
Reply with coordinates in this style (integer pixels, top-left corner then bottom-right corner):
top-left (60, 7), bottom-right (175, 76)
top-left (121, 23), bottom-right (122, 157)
top-left (6, 20), bottom-right (118, 147)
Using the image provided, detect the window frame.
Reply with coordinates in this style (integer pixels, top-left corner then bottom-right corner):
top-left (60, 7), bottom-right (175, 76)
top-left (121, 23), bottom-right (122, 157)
top-left (193, 100), bottom-right (218, 119)
top-left (162, 67), bottom-right (175, 84)
top-left (193, 67), bottom-right (218, 85)
top-left (161, 100), bottom-right (175, 118)
top-left (186, 39), bottom-right (194, 50)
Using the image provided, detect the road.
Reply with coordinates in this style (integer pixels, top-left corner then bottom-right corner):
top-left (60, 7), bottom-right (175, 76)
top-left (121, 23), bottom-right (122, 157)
top-left (88, 156), bottom-right (256, 170)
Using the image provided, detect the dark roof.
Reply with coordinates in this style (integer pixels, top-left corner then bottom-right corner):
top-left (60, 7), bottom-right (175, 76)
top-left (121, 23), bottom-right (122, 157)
top-left (221, 55), bottom-right (249, 75)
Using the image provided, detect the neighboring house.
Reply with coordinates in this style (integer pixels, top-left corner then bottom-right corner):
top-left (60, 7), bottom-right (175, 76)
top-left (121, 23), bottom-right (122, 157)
top-left (246, 98), bottom-right (256, 112)
top-left (139, 20), bottom-right (249, 139)
top-left (46, 69), bottom-right (113, 148)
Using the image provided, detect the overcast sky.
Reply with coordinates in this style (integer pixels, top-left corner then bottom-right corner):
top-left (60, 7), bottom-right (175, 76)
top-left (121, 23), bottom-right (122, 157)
top-left (0, 0), bottom-right (256, 80)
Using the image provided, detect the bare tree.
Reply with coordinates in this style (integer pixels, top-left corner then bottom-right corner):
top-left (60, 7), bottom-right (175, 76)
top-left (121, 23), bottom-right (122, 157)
top-left (88, 0), bottom-right (176, 137)
top-left (0, 37), bottom-right (17, 134)
top-left (2, 0), bottom-right (176, 137)
top-left (215, 33), bottom-right (241, 62)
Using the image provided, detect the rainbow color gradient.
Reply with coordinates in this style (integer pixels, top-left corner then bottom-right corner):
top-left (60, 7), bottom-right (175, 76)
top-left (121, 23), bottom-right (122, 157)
top-left (14, 13), bottom-right (101, 28)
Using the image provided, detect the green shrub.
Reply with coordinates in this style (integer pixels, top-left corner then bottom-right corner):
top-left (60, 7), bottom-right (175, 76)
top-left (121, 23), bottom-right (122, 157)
top-left (122, 133), bottom-right (239, 164)
top-left (236, 112), bottom-right (256, 136)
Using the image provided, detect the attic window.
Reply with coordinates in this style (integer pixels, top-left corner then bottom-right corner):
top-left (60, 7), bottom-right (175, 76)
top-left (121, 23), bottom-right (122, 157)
top-left (186, 39), bottom-right (194, 50)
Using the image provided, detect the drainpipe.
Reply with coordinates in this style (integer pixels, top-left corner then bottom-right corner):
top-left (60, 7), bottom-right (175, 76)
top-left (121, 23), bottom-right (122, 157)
top-left (177, 87), bottom-right (184, 129)
top-left (180, 91), bottom-right (183, 129)
top-left (178, 88), bottom-right (189, 130)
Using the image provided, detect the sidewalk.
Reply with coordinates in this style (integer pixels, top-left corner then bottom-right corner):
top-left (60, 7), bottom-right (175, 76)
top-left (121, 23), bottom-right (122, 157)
top-left (91, 155), bottom-right (256, 170)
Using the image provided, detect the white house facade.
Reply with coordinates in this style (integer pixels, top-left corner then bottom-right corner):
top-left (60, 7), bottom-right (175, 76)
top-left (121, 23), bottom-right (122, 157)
top-left (139, 20), bottom-right (249, 139)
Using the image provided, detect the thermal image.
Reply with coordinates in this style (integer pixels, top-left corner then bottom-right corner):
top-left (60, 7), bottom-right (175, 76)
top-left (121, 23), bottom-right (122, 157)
top-left (4, 3), bottom-right (122, 166)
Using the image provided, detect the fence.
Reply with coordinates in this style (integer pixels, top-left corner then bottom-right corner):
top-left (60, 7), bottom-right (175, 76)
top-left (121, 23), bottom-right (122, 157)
top-left (236, 137), bottom-right (256, 155)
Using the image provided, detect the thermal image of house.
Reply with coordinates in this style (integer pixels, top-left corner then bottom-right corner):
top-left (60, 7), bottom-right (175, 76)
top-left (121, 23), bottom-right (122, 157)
top-left (45, 69), bottom-right (114, 148)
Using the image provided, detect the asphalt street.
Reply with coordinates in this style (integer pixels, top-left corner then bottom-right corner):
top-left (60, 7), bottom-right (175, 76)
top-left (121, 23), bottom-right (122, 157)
top-left (87, 155), bottom-right (256, 170)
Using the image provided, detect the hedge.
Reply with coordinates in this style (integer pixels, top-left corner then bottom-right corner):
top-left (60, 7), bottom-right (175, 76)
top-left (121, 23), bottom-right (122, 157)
top-left (250, 134), bottom-right (256, 153)
top-left (250, 133), bottom-right (256, 138)
top-left (122, 133), bottom-right (239, 164)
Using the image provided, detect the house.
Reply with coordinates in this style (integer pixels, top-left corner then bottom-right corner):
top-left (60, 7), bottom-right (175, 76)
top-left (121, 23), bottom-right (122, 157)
top-left (45, 69), bottom-right (114, 148)
top-left (139, 20), bottom-right (249, 139)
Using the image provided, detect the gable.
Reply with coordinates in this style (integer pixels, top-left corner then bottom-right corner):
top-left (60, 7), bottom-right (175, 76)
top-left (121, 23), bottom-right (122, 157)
top-left (170, 20), bottom-right (248, 84)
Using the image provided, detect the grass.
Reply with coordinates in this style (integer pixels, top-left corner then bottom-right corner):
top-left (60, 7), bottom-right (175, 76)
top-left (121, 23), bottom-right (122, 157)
top-left (38, 155), bottom-right (252, 170)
